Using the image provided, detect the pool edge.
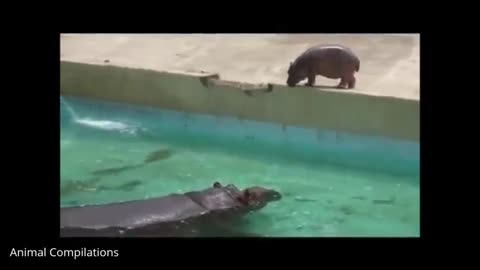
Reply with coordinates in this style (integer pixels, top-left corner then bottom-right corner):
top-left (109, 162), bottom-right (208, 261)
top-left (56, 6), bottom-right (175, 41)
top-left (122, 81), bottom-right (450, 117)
top-left (60, 61), bottom-right (420, 143)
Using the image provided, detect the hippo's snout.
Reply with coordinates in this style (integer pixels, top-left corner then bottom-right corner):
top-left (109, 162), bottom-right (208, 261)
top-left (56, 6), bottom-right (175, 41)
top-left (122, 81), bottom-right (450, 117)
top-left (286, 78), bottom-right (296, 87)
top-left (248, 187), bottom-right (282, 202)
top-left (243, 186), bottom-right (282, 211)
top-left (268, 190), bottom-right (282, 202)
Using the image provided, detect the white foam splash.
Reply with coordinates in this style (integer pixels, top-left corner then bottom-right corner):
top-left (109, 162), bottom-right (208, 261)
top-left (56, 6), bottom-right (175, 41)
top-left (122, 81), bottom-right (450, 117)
top-left (61, 97), bottom-right (80, 120)
top-left (61, 97), bottom-right (143, 135)
top-left (75, 118), bottom-right (139, 134)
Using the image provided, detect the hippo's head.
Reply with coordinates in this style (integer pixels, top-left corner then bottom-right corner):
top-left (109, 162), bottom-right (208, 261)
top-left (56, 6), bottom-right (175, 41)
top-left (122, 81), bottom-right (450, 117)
top-left (286, 61), bottom-right (307, 87)
top-left (240, 186), bottom-right (282, 211)
top-left (212, 182), bottom-right (281, 212)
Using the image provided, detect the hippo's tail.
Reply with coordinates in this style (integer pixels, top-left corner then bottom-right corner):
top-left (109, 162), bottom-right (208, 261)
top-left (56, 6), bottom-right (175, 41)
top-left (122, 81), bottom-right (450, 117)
top-left (356, 61), bottom-right (360, 72)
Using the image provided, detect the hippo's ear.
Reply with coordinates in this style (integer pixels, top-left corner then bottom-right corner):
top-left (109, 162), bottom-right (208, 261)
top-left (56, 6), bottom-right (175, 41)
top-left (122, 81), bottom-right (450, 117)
top-left (213, 182), bottom-right (222, 188)
top-left (289, 61), bottom-right (293, 67)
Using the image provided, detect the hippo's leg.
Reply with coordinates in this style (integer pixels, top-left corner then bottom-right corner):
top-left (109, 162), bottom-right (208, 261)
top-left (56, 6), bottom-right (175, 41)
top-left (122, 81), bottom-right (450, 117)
top-left (337, 78), bottom-right (349, 89)
top-left (305, 74), bottom-right (316, 87)
top-left (347, 76), bottom-right (356, 89)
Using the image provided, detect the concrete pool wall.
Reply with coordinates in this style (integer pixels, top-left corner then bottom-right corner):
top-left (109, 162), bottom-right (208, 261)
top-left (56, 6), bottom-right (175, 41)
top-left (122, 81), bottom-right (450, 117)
top-left (60, 61), bottom-right (419, 142)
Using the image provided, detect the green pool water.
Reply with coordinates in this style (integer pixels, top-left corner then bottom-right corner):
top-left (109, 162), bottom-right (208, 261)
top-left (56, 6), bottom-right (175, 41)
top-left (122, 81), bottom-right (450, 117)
top-left (60, 96), bottom-right (420, 237)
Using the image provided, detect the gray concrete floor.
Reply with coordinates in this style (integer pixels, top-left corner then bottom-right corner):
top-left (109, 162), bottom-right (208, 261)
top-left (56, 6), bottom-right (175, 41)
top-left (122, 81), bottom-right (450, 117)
top-left (60, 34), bottom-right (420, 100)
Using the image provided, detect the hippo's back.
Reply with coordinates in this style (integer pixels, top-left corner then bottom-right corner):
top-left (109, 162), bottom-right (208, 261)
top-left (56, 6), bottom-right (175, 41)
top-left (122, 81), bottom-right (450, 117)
top-left (185, 184), bottom-right (242, 210)
top-left (60, 194), bottom-right (208, 232)
top-left (297, 44), bottom-right (360, 72)
top-left (60, 185), bottom-right (250, 237)
top-left (302, 44), bottom-right (356, 57)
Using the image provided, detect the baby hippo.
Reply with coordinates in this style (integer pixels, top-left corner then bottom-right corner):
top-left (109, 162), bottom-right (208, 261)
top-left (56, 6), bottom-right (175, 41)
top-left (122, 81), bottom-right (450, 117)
top-left (286, 44), bottom-right (360, 89)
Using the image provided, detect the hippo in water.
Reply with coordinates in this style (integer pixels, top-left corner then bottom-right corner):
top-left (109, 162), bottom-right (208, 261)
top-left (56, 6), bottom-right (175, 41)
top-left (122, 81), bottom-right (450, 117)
top-left (286, 44), bottom-right (360, 89)
top-left (60, 182), bottom-right (281, 237)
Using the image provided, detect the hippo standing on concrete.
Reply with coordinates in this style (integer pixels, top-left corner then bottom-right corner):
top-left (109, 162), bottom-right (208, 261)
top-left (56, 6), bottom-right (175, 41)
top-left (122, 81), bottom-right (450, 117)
top-left (286, 44), bottom-right (360, 89)
top-left (60, 182), bottom-right (281, 237)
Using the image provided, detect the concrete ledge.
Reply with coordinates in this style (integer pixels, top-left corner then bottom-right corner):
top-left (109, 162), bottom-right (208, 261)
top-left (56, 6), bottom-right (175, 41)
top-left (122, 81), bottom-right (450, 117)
top-left (60, 61), bottom-right (419, 142)
top-left (61, 34), bottom-right (420, 100)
